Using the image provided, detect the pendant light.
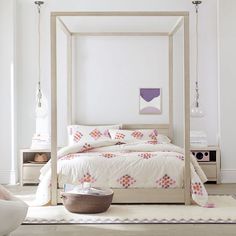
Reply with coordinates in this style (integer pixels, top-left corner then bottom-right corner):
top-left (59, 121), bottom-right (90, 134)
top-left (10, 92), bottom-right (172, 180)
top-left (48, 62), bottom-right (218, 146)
top-left (35, 1), bottom-right (47, 118)
top-left (191, 1), bottom-right (204, 118)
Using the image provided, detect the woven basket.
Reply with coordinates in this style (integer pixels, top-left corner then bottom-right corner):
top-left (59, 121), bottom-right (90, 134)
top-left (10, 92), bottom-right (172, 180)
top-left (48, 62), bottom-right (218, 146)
top-left (61, 188), bottom-right (113, 214)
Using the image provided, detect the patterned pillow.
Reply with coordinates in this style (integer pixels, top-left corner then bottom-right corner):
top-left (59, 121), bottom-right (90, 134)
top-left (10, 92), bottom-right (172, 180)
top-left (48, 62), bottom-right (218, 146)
top-left (109, 129), bottom-right (158, 142)
top-left (67, 125), bottom-right (121, 146)
top-left (157, 134), bottom-right (171, 144)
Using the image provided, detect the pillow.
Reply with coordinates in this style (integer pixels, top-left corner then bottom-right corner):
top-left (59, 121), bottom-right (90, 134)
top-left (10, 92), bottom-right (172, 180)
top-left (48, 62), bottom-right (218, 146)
top-left (67, 124), bottom-right (121, 146)
top-left (157, 134), bottom-right (171, 144)
top-left (109, 129), bottom-right (158, 142)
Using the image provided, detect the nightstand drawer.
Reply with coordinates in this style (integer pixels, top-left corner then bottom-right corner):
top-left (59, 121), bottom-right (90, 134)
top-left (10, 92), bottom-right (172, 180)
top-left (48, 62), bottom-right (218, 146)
top-left (200, 164), bottom-right (217, 180)
top-left (23, 165), bottom-right (42, 183)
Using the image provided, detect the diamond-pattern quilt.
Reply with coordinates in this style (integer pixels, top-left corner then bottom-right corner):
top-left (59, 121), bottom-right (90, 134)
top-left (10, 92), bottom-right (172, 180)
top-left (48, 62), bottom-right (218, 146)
top-left (36, 140), bottom-right (208, 206)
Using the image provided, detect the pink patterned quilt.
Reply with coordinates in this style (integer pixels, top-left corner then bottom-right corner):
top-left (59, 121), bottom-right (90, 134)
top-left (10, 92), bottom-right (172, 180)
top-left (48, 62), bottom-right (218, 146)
top-left (35, 140), bottom-right (208, 206)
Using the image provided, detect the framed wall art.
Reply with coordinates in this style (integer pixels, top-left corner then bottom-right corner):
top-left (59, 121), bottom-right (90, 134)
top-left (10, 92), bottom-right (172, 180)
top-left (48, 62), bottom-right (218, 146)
top-left (139, 88), bottom-right (162, 114)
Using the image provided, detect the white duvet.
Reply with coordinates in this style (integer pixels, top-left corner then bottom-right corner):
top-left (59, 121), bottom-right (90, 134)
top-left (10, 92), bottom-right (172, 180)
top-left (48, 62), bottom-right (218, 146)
top-left (35, 140), bottom-right (208, 206)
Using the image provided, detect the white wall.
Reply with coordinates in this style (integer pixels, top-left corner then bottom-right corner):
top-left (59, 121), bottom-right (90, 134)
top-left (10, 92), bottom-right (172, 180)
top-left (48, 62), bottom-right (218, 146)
top-left (74, 36), bottom-right (169, 124)
top-left (0, 0), bottom-right (220, 183)
top-left (0, 0), bottom-right (17, 184)
top-left (218, 0), bottom-right (236, 182)
top-left (16, 0), bottom-right (40, 154)
top-left (57, 26), bottom-right (68, 146)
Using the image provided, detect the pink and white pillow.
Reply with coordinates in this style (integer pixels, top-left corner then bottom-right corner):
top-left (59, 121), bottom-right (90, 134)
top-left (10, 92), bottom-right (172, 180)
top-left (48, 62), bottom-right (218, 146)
top-left (109, 129), bottom-right (158, 142)
top-left (67, 124), bottom-right (121, 146)
top-left (157, 134), bottom-right (171, 144)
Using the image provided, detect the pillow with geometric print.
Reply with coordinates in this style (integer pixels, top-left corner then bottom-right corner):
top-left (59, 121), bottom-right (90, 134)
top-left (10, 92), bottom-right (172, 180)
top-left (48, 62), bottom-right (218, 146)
top-left (67, 124), bottom-right (121, 146)
top-left (108, 129), bottom-right (158, 143)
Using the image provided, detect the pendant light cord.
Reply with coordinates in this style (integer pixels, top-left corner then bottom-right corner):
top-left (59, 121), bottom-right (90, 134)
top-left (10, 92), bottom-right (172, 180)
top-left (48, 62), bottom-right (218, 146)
top-left (195, 3), bottom-right (200, 107)
top-left (196, 7), bottom-right (198, 85)
top-left (191, 1), bottom-right (204, 117)
top-left (36, 2), bottom-right (42, 107)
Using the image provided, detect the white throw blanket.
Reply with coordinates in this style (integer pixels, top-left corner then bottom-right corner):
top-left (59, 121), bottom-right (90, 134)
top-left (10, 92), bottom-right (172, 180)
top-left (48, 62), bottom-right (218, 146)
top-left (35, 140), bottom-right (208, 206)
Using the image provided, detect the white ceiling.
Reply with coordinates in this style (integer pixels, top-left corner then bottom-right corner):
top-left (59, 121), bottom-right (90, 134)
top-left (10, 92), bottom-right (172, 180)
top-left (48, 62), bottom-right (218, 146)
top-left (60, 16), bottom-right (182, 33)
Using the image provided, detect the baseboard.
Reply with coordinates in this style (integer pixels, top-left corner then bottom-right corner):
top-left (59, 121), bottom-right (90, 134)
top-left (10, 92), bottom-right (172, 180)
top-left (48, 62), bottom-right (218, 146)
top-left (0, 170), bottom-right (17, 184)
top-left (221, 169), bottom-right (236, 183)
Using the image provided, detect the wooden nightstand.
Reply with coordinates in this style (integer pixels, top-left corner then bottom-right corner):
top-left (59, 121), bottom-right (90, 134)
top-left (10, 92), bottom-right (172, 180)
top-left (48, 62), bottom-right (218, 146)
top-left (191, 146), bottom-right (221, 184)
top-left (20, 149), bottom-right (51, 186)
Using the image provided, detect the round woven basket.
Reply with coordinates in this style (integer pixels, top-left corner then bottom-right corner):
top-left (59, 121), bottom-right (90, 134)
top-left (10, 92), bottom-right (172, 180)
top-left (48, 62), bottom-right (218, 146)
top-left (61, 188), bottom-right (113, 214)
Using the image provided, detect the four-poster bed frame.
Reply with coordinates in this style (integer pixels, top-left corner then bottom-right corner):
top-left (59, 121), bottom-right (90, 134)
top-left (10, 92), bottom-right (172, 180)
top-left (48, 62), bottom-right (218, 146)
top-left (50, 11), bottom-right (190, 205)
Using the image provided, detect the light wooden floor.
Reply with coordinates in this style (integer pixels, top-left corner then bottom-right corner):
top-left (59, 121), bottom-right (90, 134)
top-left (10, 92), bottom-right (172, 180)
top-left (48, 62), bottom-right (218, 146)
top-left (6, 184), bottom-right (236, 236)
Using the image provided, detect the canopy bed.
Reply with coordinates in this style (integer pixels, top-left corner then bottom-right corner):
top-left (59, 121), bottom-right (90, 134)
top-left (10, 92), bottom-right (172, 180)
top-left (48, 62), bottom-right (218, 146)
top-left (45, 11), bottom-right (197, 206)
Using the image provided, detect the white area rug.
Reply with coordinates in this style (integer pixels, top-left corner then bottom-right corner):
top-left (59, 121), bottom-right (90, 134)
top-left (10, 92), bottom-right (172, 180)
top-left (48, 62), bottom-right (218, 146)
top-left (23, 196), bottom-right (236, 224)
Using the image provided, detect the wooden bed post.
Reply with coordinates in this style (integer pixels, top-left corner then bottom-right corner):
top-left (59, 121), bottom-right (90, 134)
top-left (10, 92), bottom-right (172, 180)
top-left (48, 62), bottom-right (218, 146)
top-left (67, 35), bottom-right (72, 126)
top-left (169, 35), bottom-right (173, 139)
top-left (51, 14), bottom-right (58, 206)
top-left (183, 14), bottom-right (191, 205)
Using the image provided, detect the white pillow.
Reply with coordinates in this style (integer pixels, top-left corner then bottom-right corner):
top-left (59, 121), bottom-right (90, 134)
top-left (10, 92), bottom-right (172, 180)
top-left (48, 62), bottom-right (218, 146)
top-left (157, 134), bottom-right (171, 144)
top-left (109, 129), bottom-right (158, 142)
top-left (67, 124), bottom-right (121, 146)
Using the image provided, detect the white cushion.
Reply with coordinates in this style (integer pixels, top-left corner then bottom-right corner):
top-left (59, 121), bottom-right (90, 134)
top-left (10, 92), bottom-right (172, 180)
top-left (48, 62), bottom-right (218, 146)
top-left (67, 124), bottom-right (121, 146)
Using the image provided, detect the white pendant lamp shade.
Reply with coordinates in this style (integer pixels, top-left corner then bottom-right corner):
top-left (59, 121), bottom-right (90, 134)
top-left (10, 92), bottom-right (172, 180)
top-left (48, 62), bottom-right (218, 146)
top-left (191, 1), bottom-right (204, 118)
top-left (191, 103), bottom-right (204, 118)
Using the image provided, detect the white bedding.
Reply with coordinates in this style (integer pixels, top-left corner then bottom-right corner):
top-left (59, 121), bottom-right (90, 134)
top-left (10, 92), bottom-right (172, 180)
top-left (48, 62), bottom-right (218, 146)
top-left (35, 140), bottom-right (208, 206)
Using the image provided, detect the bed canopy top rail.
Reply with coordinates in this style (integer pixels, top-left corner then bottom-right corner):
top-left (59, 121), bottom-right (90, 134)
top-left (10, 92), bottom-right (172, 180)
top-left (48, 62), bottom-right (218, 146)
top-left (52, 11), bottom-right (188, 17)
top-left (71, 32), bottom-right (170, 36)
top-left (51, 11), bottom-right (190, 205)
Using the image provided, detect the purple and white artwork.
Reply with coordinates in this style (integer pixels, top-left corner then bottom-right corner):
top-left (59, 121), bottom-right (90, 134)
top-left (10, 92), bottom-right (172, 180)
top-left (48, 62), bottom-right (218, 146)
top-left (139, 88), bottom-right (161, 114)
